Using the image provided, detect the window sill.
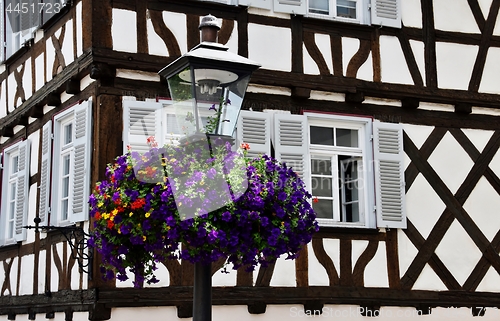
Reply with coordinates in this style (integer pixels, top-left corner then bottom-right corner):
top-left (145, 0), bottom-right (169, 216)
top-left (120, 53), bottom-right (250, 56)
top-left (314, 225), bottom-right (383, 239)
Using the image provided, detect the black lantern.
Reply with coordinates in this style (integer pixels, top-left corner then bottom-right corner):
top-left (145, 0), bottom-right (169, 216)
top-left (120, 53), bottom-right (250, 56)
top-left (159, 15), bottom-right (260, 139)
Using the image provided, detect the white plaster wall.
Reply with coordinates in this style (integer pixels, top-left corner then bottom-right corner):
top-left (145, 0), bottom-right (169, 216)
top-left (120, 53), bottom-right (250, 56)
top-left (50, 242), bottom-right (64, 292)
top-left (433, 0), bottom-right (480, 33)
top-left (406, 174), bottom-right (446, 239)
top-left (306, 242), bottom-right (329, 286)
top-left (223, 20), bottom-right (239, 54)
top-left (108, 305), bottom-right (500, 321)
top-left (412, 263), bottom-right (448, 291)
top-left (476, 266), bottom-right (500, 292)
top-left (80, 74), bottom-right (95, 92)
top-left (304, 33), bottom-right (332, 75)
top-left (478, 47), bottom-right (500, 94)
top-left (147, 14), bottom-right (168, 56)
top-left (303, 43), bottom-right (320, 75)
top-left (162, 12), bottom-right (188, 54)
top-left (7, 72), bottom-right (18, 111)
top-left (409, 40), bottom-right (426, 86)
top-left (342, 37), bottom-right (359, 77)
top-left (46, 36), bottom-right (56, 83)
top-left (10, 257), bottom-right (18, 295)
top-left (0, 79), bottom-right (6, 118)
top-left (403, 124), bottom-right (435, 150)
top-left (144, 262), bottom-right (169, 288)
top-left (401, 0), bottom-right (422, 29)
top-left (364, 242), bottom-right (389, 288)
top-left (0, 260), bottom-right (4, 294)
top-left (35, 53), bottom-right (45, 91)
top-left (427, 131), bottom-right (474, 194)
top-left (76, 2), bottom-right (83, 57)
top-left (26, 184), bottom-right (38, 244)
top-left (38, 250), bottom-right (46, 294)
top-left (248, 24), bottom-right (291, 72)
top-left (462, 128), bottom-right (494, 153)
top-left (269, 255), bottom-right (296, 286)
top-left (463, 176), bottom-right (500, 242)
top-left (436, 43), bottom-right (478, 90)
top-left (352, 240), bottom-right (368, 268)
top-left (19, 254), bottom-right (34, 295)
top-left (62, 21), bottom-right (75, 65)
top-left (112, 9), bottom-right (138, 53)
top-left (212, 264), bottom-right (237, 287)
top-left (357, 52), bottom-right (373, 82)
top-left (478, 0), bottom-right (493, 17)
top-left (397, 230), bottom-right (419, 278)
top-left (22, 58), bottom-right (32, 99)
top-left (379, 36), bottom-right (413, 85)
top-left (435, 220), bottom-right (483, 286)
top-left (116, 69), bottom-right (161, 82)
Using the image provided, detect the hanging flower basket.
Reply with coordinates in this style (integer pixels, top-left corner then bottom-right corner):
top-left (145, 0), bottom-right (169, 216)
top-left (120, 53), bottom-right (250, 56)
top-left (89, 136), bottom-right (319, 287)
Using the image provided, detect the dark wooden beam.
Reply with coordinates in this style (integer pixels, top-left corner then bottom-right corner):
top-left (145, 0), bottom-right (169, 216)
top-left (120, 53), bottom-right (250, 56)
top-left (65, 78), bottom-right (80, 95)
top-left (421, 0), bottom-right (438, 88)
top-left (345, 92), bottom-right (365, 103)
top-left (402, 98), bottom-right (420, 109)
top-left (46, 93), bottom-right (61, 107)
top-left (455, 102), bottom-right (472, 114)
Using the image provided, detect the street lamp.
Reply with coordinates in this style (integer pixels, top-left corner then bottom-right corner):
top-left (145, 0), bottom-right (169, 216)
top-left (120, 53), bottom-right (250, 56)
top-left (159, 15), bottom-right (260, 139)
top-left (158, 15), bottom-right (260, 321)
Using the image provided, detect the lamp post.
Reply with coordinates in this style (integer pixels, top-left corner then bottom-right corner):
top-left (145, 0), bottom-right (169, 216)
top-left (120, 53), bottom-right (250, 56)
top-left (159, 15), bottom-right (260, 321)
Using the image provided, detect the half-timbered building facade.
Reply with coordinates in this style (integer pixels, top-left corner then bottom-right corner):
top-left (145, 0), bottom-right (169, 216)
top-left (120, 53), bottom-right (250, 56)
top-left (1, 0), bottom-right (500, 320)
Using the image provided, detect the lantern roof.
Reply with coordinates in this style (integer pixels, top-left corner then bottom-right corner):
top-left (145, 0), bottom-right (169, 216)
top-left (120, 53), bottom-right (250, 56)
top-left (159, 42), bottom-right (261, 79)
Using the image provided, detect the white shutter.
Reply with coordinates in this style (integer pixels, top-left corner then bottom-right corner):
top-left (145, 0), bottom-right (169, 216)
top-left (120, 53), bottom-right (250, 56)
top-left (373, 121), bottom-right (406, 229)
top-left (273, 0), bottom-right (307, 15)
top-left (38, 121), bottom-right (52, 226)
top-left (14, 140), bottom-right (30, 242)
top-left (70, 100), bottom-right (92, 223)
top-left (236, 110), bottom-right (271, 159)
top-left (123, 100), bottom-right (162, 153)
top-left (239, 0), bottom-right (272, 9)
top-left (370, 0), bottom-right (401, 28)
top-left (274, 113), bottom-right (310, 191)
top-left (0, 1), bottom-right (4, 62)
top-left (20, 0), bottom-right (40, 44)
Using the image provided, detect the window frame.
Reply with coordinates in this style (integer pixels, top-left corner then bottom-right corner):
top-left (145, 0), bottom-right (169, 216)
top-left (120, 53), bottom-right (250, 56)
top-left (50, 100), bottom-right (92, 226)
top-left (0, 139), bottom-right (30, 246)
top-left (305, 113), bottom-right (375, 228)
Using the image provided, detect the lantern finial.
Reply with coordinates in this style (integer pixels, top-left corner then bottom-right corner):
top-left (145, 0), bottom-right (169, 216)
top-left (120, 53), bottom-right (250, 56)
top-left (199, 14), bottom-right (221, 43)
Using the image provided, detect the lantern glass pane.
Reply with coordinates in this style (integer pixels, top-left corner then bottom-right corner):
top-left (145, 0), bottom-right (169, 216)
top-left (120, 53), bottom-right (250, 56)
top-left (167, 67), bottom-right (199, 136)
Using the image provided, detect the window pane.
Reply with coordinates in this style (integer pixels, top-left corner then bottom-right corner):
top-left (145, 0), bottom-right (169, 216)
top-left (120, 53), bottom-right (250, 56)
top-left (311, 158), bottom-right (332, 175)
top-left (309, 0), bottom-right (329, 14)
top-left (344, 202), bottom-right (360, 222)
top-left (337, 0), bottom-right (356, 18)
top-left (344, 181), bottom-right (359, 202)
top-left (61, 199), bottom-right (69, 221)
top-left (336, 128), bottom-right (358, 147)
top-left (310, 126), bottom-right (334, 145)
top-left (312, 177), bottom-right (333, 197)
top-left (313, 199), bottom-right (334, 219)
top-left (64, 123), bottom-right (73, 145)
top-left (8, 221), bottom-right (14, 239)
top-left (63, 155), bottom-right (71, 175)
top-left (10, 183), bottom-right (16, 201)
top-left (12, 155), bottom-right (19, 174)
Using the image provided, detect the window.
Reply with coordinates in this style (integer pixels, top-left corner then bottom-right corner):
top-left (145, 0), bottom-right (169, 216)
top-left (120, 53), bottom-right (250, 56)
top-left (0, 0), bottom-right (68, 61)
top-left (123, 99), bottom-right (216, 153)
top-left (267, 0), bottom-right (400, 28)
top-left (237, 110), bottom-right (406, 229)
top-left (47, 100), bottom-right (92, 226)
top-left (0, 139), bottom-right (30, 245)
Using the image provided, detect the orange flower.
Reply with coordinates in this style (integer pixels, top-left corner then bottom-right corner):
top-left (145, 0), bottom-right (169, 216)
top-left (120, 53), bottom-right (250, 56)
top-left (240, 142), bottom-right (250, 150)
top-left (94, 212), bottom-right (101, 220)
top-left (107, 220), bottom-right (114, 229)
top-left (313, 197), bottom-right (319, 203)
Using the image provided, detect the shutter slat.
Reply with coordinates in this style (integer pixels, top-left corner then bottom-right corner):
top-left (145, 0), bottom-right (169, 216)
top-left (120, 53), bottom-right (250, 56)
top-left (14, 140), bottom-right (30, 241)
top-left (69, 100), bottom-right (92, 223)
top-left (39, 121), bottom-right (52, 226)
top-left (123, 100), bottom-right (163, 153)
top-left (374, 122), bottom-right (406, 229)
top-left (371, 0), bottom-right (401, 28)
top-left (274, 114), bottom-right (309, 191)
top-left (237, 111), bottom-right (271, 157)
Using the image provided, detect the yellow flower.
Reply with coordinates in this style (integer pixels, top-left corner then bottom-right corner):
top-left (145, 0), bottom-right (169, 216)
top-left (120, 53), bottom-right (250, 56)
top-left (145, 212), bottom-right (151, 218)
top-left (97, 202), bottom-right (104, 208)
top-left (102, 213), bottom-right (110, 220)
top-left (143, 236), bottom-right (147, 241)
top-left (129, 212), bottom-right (133, 217)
